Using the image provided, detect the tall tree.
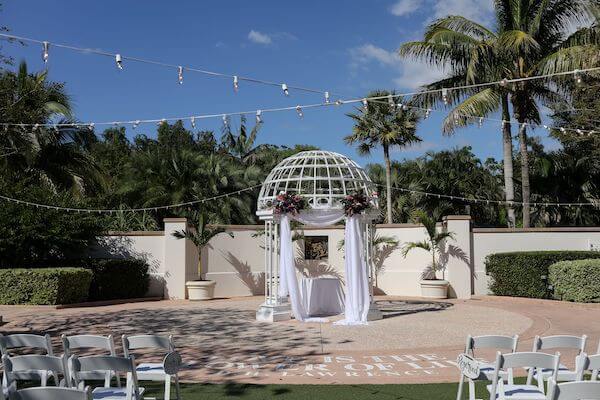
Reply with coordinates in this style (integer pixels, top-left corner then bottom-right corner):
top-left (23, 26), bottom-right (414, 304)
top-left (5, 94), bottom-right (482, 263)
top-left (0, 62), bottom-right (101, 195)
top-left (400, 0), bottom-right (600, 227)
top-left (345, 90), bottom-right (422, 224)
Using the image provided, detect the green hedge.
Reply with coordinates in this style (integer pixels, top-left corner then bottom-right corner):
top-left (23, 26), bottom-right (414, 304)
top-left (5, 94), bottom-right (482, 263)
top-left (486, 251), bottom-right (600, 298)
top-left (549, 259), bottom-right (600, 302)
top-left (84, 258), bottom-right (150, 301)
top-left (0, 268), bottom-right (92, 305)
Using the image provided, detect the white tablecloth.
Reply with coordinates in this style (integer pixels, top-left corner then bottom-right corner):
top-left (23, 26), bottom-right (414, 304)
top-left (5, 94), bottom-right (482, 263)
top-left (300, 277), bottom-right (344, 317)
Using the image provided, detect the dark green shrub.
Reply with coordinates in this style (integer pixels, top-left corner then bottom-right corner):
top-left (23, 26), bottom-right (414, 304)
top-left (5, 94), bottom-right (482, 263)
top-left (486, 251), bottom-right (600, 298)
top-left (549, 259), bottom-right (600, 302)
top-left (84, 258), bottom-right (150, 301)
top-left (0, 268), bottom-right (92, 305)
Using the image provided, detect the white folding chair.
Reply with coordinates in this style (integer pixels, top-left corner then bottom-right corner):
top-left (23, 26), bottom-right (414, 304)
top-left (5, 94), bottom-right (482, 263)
top-left (528, 335), bottom-right (586, 384)
top-left (62, 335), bottom-right (120, 387)
top-left (122, 335), bottom-right (180, 400)
top-left (10, 386), bottom-right (92, 400)
top-left (457, 335), bottom-right (519, 400)
top-left (2, 354), bottom-right (69, 396)
top-left (71, 355), bottom-right (143, 400)
top-left (0, 334), bottom-right (55, 387)
top-left (487, 351), bottom-right (560, 400)
top-left (547, 378), bottom-right (600, 400)
top-left (575, 353), bottom-right (600, 381)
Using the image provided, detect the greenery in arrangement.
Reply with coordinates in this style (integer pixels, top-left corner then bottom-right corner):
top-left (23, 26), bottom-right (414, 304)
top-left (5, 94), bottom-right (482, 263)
top-left (0, 268), bottom-right (92, 305)
top-left (549, 259), bottom-right (600, 303)
top-left (272, 192), bottom-right (306, 215)
top-left (486, 251), bottom-right (600, 298)
top-left (341, 192), bottom-right (372, 217)
top-left (401, 211), bottom-right (455, 280)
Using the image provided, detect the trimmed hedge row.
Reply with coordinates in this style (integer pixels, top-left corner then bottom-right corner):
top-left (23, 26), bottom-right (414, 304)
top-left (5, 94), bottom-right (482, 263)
top-left (485, 251), bottom-right (600, 298)
top-left (85, 259), bottom-right (150, 301)
top-left (0, 258), bottom-right (150, 305)
top-left (0, 268), bottom-right (92, 305)
top-left (549, 259), bottom-right (600, 303)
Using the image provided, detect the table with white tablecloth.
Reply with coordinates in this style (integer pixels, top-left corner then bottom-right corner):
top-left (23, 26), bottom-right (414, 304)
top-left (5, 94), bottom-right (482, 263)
top-left (300, 277), bottom-right (345, 317)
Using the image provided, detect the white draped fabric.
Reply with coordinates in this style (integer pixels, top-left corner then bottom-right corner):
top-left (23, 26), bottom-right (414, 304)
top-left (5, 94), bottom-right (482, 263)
top-left (335, 215), bottom-right (370, 325)
top-left (278, 210), bottom-right (370, 325)
top-left (278, 215), bottom-right (308, 321)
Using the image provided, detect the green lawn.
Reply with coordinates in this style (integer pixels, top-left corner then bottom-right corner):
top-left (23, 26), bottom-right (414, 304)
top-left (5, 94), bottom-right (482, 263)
top-left (142, 380), bottom-right (492, 400)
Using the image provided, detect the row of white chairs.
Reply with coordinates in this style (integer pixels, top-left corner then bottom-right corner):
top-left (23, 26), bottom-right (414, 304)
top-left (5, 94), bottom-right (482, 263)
top-left (457, 334), bottom-right (600, 400)
top-left (0, 333), bottom-right (181, 400)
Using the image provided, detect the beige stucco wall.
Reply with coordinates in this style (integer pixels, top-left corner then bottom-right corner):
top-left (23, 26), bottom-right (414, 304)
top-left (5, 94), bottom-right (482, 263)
top-left (95, 217), bottom-right (600, 300)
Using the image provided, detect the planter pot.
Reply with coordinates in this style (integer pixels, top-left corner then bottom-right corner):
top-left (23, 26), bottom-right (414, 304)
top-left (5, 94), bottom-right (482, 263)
top-left (419, 279), bottom-right (449, 299)
top-left (186, 280), bottom-right (216, 301)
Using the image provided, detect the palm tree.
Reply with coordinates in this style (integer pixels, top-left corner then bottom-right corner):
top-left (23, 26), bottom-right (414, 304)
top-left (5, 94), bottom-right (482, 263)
top-left (345, 90), bottom-right (422, 224)
top-left (399, 0), bottom-right (599, 227)
top-left (0, 62), bottom-right (101, 195)
top-left (220, 115), bottom-right (271, 165)
top-left (401, 210), bottom-right (455, 280)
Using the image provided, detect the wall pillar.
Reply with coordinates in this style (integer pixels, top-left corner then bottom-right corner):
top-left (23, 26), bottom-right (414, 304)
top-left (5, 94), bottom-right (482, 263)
top-left (442, 215), bottom-right (472, 299)
top-left (163, 218), bottom-right (193, 299)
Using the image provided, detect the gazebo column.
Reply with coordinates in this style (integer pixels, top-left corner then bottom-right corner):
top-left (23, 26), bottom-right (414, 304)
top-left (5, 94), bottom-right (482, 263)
top-left (256, 217), bottom-right (292, 322)
top-left (365, 221), bottom-right (383, 321)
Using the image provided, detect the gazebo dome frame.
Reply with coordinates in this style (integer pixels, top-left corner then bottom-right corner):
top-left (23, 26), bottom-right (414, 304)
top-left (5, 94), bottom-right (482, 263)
top-left (255, 150), bottom-right (382, 323)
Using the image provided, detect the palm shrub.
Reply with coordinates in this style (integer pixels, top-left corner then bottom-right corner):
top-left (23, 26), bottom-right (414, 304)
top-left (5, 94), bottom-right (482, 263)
top-left (401, 211), bottom-right (455, 280)
top-left (172, 211), bottom-right (233, 280)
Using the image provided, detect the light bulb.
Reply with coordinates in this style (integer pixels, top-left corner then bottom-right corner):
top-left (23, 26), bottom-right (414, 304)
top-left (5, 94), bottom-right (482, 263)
top-left (222, 114), bottom-right (229, 128)
top-left (133, 120), bottom-right (140, 129)
top-left (178, 66), bottom-right (183, 84)
top-left (442, 88), bottom-right (448, 105)
top-left (115, 54), bottom-right (123, 70)
top-left (362, 98), bottom-right (368, 111)
top-left (388, 95), bottom-right (395, 109)
top-left (256, 110), bottom-right (262, 124)
top-left (42, 41), bottom-right (49, 63)
top-left (296, 105), bottom-right (303, 118)
top-left (425, 109), bottom-right (431, 119)
top-left (324, 91), bottom-right (330, 104)
top-left (233, 75), bottom-right (239, 92)
top-left (190, 117), bottom-right (195, 129)
top-left (88, 123), bottom-right (95, 131)
top-left (574, 69), bottom-right (582, 85)
top-left (500, 78), bottom-right (508, 87)
top-left (478, 117), bottom-right (483, 128)
top-left (281, 83), bottom-right (289, 96)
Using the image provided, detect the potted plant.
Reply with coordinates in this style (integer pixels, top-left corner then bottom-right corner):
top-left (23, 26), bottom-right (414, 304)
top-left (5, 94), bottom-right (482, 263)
top-left (401, 211), bottom-right (455, 299)
top-left (173, 212), bottom-right (233, 300)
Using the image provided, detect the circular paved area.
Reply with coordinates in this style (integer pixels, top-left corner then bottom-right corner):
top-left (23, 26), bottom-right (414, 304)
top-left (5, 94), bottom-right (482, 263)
top-left (1, 296), bottom-right (598, 384)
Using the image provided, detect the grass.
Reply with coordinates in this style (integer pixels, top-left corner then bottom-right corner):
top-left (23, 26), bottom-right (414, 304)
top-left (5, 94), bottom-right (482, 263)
top-left (142, 380), bottom-right (493, 400)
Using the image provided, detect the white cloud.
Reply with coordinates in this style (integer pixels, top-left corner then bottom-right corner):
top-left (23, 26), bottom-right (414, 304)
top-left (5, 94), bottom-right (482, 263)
top-left (393, 59), bottom-right (446, 90)
top-left (247, 30), bottom-right (272, 45)
top-left (390, 0), bottom-right (421, 16)
top-left (432, 0), bottom-right (494, 24)
top-left (349, 44), bottom-right (400, 67)
top-left (349, 43), bottom-right (445, 90)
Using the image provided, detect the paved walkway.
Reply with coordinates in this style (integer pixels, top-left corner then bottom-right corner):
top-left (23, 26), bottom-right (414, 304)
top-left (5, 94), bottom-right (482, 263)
top-left (1, 296), bottom-right (599, 384)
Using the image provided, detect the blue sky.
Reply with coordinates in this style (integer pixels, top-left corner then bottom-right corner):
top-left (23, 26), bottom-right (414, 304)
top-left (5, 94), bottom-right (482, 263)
top-left (3, 0), bottom-right (559, 165)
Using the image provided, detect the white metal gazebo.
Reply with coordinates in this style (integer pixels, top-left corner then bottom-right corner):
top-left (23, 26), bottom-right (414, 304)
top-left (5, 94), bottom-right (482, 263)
top-left (255, 150), bottom-right (382, 322)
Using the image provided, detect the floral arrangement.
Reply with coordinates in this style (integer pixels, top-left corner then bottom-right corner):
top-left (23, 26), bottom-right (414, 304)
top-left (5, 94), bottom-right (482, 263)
top-left (341, 192), bottom-right (372, 217)
top-left (273, 192), bottom-right (306, 215)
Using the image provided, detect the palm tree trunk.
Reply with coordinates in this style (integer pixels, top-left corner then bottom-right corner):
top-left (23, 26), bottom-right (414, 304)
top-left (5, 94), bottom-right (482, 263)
top-left (517, 121), bottom-right (531, 227)
top-left (501, 96), bottom-right (516, 227)
top-left (383, 145), bottom-right (393, 224)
